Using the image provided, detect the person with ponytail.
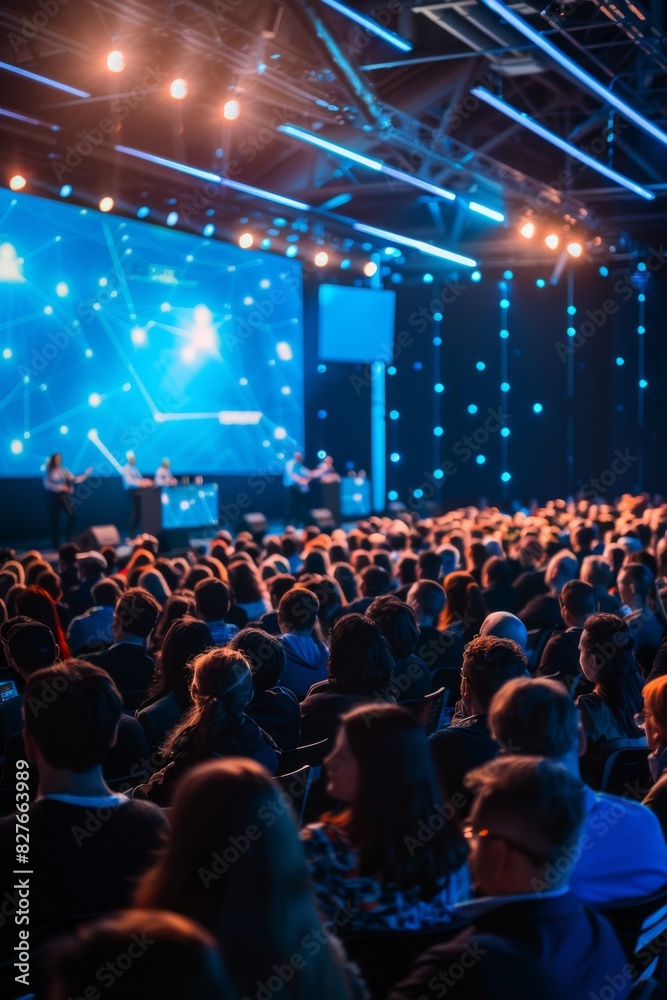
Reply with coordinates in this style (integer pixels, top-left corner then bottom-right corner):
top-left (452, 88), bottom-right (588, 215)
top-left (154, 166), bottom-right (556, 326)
top-left (135, 647), bottom-right (279, 805)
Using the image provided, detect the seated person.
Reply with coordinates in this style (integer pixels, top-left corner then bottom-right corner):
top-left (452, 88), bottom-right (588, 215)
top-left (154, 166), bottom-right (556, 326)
top-left (391, 757), bottom-right (632, 1000)
top-left (135, 647), bottom-right (279, 806)
top-left (302, 704), bottom-right (470, 931)
top-left (618, 562), bottom-right (666, 679)
top-left (481, 556), bottom-right (518, 614)
top-left (66, 578), bottom-right (121, 656)
top-left (576, 613), bottom-right (646, 784)
top-left (257, 572), bottom-right (296, 636)
top-left (580, 555), bottom-right (621, 614)
top-left (0, 661), bottom-right (167, 955)
top-left (438, 572), bottom-right (487, 650)
top-left (277, 587), bottom-right (328, 698)
top-left (430, 636), bottom-right (529, 817)
top-left (366, 595), bottom-right (431, 702)
top-left (479, 611), bottom-right (528, 651)
top-left (343, 565), bottom-right (391, 617)
top-left (83, 588), bottom-right (160, 711)
top-left (489, 676), bottom-right (667, 902)
top-left (641, 674), bottom-right (667, 838)
top-left (536, 580), bottom-right (596, 693)
top-left (518, 550), bottom-right (578, 632)
top-left (228, 627), bottom-right (300, 750)
top-left (194, 578), bottom-right (238, 647)
top-left (46, 910), bottom-right (234, 1000)
top-left (136, 616), bottom-right (213, 751)
top-left (0, 617), bottom-right (57, 749)
top-left (300, 614), bottom-right (395, 745)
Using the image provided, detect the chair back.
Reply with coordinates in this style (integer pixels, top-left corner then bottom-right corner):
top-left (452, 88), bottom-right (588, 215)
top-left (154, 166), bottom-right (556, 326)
top-left (402, 687), bottom-right (447, 735)
top-left (600, 747), bottom-right (651, 800)
top-left (277, 738), bottom-right (329, 775)
top-left (274, 764), bottom-right (312, 827)
top-left (598, 885), bottom-right (667, 980)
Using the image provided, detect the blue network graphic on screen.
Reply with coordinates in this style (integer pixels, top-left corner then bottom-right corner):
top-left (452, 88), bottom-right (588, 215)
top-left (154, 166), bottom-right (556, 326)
top-left (0, 189), bottom-right (303, 478)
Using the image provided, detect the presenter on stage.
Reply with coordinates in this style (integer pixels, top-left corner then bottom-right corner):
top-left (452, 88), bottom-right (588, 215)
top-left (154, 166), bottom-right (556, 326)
top-left (154, 458), bottom-right (178, 487)
top-left (312, 454), bottom-right (341, 484)
top-left (43, 452), bottom-right (93, 550)
top-left (121, 451), bottom-right (153, 536)
top-left (283, 450), bottom-right (311, 527)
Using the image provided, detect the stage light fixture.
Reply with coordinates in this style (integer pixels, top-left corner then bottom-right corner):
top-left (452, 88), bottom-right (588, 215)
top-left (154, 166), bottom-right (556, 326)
top-left (0, 61), bottom-right (90, 98)
top-left (567, 242), bottom-right (583, 258)
top-left (353, 222), bottom-right (476, 268)
top-left (166, 211), bottom-right (178, 226)
top-left (107, 50), bottom-right (125, 73)
top-left (9, 175), bottom-right (26, 191)
top-left (223, 99), bottom-right (240, 120)
top-left (545, 233), bottom-right (559, 250)
top-left (469, 202), bottom-right (505, 223)
top-left (60, 184), bottom-right (72, 197)
top-left (319, 0), bottom-right (412, 51)
top-left (363, 261), bottom-right (378, 277)
top-left (314, 250), bottom-right (329, 267)
top-left (170, 78), bottom-right (188, 100)
top-left (285, 245), bottom-right (298, 257)
top-left (520, 221), bottom-right (536, 239)
top-left (99, 196), bottom-right (114, 212)
top-left (238, 233), bottom-right (254, 248)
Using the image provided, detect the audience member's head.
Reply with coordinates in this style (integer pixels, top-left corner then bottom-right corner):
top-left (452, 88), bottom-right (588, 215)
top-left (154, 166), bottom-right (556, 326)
top-left (327, 613), bottom-right (393, 695)
top-left (366, 595), bottom-right (420, 659)
top-left (559, 579), bottom-right (597, 628)
top-left (23, 660), bottom-right (122, 775)
top-left (136, 568), bottom-right (171, 607)
top-left (113, 588), bottom-right (160, 645)
top-left (618, 562), bottom-right (654, 611)
top-left (150, 616), bottom-right (213, 710)
top-left (489, 676), bottom-right (582, 767)
top-left (15, 585), bottom-right (70, 659)
top-left (277, 586), bottom-right (319, 637)
top-left (464, 756), bottom-right (586, 896)
top-left (359, 564), bottom-right (391, 599)
top-left (479, 611), bottom-right (528, 651)
top-left (545, 550), bottom-right (579, 595)
top-left (195, 577), bottom-right (230, 623)
top-left (580, 555), bottom-right (613, 594)
top-left (228, 628), bottom-right (285, 691)
top-left (407, 579), bottom-right (446, 626)
top-left (91, 578), bottom-right (121, 608)
top-left (0, 617), bottom-right (58, 677)
top-left (579, 613), bottom-right (644, 733)
top-left (481, 556), bottom-right (512, 590)
top-left (47, 910), bottom-right (233, 1000)
top-left (642, 674), bottom-right (667, 755)
top-left (418, 550), bottom-right (443, 582)
top-left (440, 571), bottom-right (487, 634)
top-left (460, 635), bottom-right (528, 717)
top-left (332, 563), bottom-right (357, 604)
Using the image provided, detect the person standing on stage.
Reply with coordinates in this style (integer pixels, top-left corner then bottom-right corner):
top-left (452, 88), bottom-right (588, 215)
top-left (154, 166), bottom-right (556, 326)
top-left (154, 458), bottom-right (178, 487)
top-left (311, 454), bottom-right (341, 484)
top-left (121, 451), bottom-right (153, 536)
top-left (283, 450), bottom-right (311, 527)
top-left (43, 453), bottom-right (93, 550)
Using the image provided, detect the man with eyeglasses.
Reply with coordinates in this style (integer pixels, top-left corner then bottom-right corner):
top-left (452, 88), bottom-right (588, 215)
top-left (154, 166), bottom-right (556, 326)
top-left (390, 756), bottom-right (632, 1000)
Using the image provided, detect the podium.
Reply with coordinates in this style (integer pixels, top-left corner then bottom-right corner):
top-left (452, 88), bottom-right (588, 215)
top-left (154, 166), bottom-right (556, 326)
top-left (140, 484), bottom-right (219, 548)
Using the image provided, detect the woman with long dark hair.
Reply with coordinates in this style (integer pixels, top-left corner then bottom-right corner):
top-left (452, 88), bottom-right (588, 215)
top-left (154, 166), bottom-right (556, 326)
top-left (16, 585), bottom-right (70, 659)
top-left (302, 703), bottom-right (469, 930)
top-left (577, 613), bottom-right (645, 745)
top-left (43, 452), bottom-right (92, 550)
top-left (227, 560), bottom-right (271, 620)
top-left (134, 758), bottom-right (354, 1000)
top-left (365, 595), bottom-right (430, 701)
top-left (149, 593), bottom-right (197, 652)
top-left (438, 571), bottom-right (487, 639)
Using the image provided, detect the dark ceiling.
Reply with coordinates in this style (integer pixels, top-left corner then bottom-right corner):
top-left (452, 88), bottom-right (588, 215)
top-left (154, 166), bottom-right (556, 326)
top-left (0, 0), bottom-right (665, 271)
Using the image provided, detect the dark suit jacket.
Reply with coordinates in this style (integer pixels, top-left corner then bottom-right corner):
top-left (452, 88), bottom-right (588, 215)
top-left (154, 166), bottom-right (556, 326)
top-left (518, 593), bottom-right (563, 632)
top-left (84, 642), bottom-right (155, 711)
top-left (536, 627), bottom-right (584, 691)
top-left (300, 681), bottom-right (384, 745)
top-left (390, 893), bottom-right (632, 1000)
top-left (430, 715), bottom-right (499, 817)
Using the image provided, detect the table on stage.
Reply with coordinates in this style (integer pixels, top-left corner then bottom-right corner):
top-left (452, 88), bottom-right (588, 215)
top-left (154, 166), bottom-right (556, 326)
top-left (140, 483), bottom-right (219, 539)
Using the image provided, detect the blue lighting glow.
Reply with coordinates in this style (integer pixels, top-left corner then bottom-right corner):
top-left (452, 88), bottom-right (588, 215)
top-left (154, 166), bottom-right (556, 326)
top-left (413, 488), bottom-right (424, 499)
top-left (278, 124), bottom-right (383, 171)
top-left (501, 427), bottom-right (510, 437)
top-left (533, 403), bottom-right (543, 413)
top-left (387, 366), bottom-right (397, 375)
top-left (340, 259), bottom-right (351, 269)
top-left (536, 279), bottom-right (546, 288)
top-left (319, 0), bottom-right (412, 51)
top-left (434, 426), bottom-right (443, 437)
top-left (433, 336), bottom-right (442, 346)
top-left (413, 361), bottom-right (422, 371)
top-left (501, 471), bottom-right (512, 483)
top-left (469, 202), bottom-right (505, 222)
top-left (500, 298), bottom-right (509, 309)
top-left (203, 223), bottom-right (215, 237)
top-left (423, 273), bottom-right (434, 284)
top-left (476, 454), bottom-right (486, 465)
top-left (471, 87), bottom-right (655, 200)
top-left (501, 382), bottom-right (510, 392)
top-left (59, 185), bottom-right (72, 198)
top-left (639, 379), bottom-right (648, 388)
top-left (317, 363), bottom-right (327, 373)
top-left (476, 361), bottom-right (485, 371)
top-left (503, 270), bottom-right (513, 280)
top-left (638, 325), bottom-right (645, 335)
top-left (10, 439), bottom-right (23, 455)
top-left (638, 262), bottom-right (647, 271)
top-left (434, 382), bottom-right (444, 393)
top-left (317, 409), bottom-right (327, 419)
top-left (599, 266), bottom-right (609, 277)
top-left (390, 452), bottom-right (400, 463)
top-left (468, 404), bottom-right (478, 414)
top-left (0, 61), bottom-right (90, 98)
top-left (639, 293), bottom-right (646, 302)
top-left (616, 357), bottom-right (625, 366)
top-left (499, 329), bottom-right (509, 339)
top-left (286, 245), bottom-right (298, 257)
top-left (474, 1), bottom-right (667, 149)
top-left (389, 409), bottom-right (399, 419)
top-left (471, 271), bottom-right (482, 282)
top-left (433, 312), bottom-right (443, 321)
top-left (567, 305), bottom-right (577, 315)
top-left (166, 212), bottom-right (178, 227)
top-left (433, 469), bottom-right (444, 480)
top-left (567, 327), bottom-right (576, 337)
top-left (353, 222), bottom-right (476, 267)
top-left (137, 206), bottom-right (150, 218)
top-left (388, 490), bottom-right (399, 501)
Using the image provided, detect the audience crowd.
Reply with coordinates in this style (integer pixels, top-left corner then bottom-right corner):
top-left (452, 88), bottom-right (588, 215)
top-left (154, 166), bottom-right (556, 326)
top-left (2, 492), bottom-right (667, 997)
